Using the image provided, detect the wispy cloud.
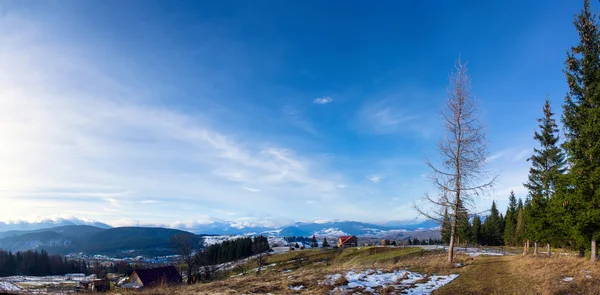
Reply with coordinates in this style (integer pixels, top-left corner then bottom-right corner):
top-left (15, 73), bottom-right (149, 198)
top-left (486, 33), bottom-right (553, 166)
top-left (282, 105), bottom-right (317, 135)
top-left (366, 175), bottom-right (383, 183)
top-left (513, 148), bottom-right (531, 162)
top-left (313, 96), bottom-right (333, 105)
top-left (242, 187), bottom-right (260, 192)
top-left (0, 14), bottom-right (355, 223)
top-left (356, 99), bottom-right (433, 136)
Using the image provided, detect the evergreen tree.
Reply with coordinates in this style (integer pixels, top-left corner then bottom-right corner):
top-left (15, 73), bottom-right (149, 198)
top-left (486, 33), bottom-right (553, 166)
top-left (322, 238), bottom-right (329, 248)
top-left (483, 201), bottom-right (503, 246)
top-left (525, 99), bottom-right (567, 249)
top-left (504, 191), bottom-right (518, 246)
top-left (311, 235), bottom-right (318, 248)
top-left (515, 199), bottom-right (526, 246)
top-left (472, 215), bottom-right (482, 245)
top-left (441, 207), bottom-right (452, 245)
top-left (562, 0), bottom-right (600, 262)
top-left (456, 205), bottom-right (471, 245)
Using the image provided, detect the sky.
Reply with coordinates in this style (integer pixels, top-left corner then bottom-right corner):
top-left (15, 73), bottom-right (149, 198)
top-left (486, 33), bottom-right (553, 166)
top-left (0, 0), bottom-right (588, 229)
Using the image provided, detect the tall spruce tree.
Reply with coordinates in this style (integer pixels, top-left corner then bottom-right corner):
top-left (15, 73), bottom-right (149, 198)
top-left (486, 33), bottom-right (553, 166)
top-left (525, 99), bottom-right (567, 251)
top-left (562, 0), bottom-right (600, 262)
top-left (472, 215), bottom-right (482, 245)
top-left (441, 207), bottom-right (452, 245)
top-left (483, 201), bottom-right (503, 246)
top-left (503, 191), bottom-right (518, 246)
top-left (515, 198), bottom-right (526, 246)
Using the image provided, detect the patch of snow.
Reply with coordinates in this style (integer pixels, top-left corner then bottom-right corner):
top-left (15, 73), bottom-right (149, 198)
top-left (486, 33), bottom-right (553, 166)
top-left (325, 269), bottom-right (458, 294)
top-left (0, 281), bottom-right (21, 292)
top-left (562, 276), bottom-right (574, 282)
top-left (289, 285), bottom-right (304, 291)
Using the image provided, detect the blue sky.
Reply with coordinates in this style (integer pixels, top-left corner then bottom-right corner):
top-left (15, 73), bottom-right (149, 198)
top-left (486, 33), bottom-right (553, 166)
top-left (0, 1), bottom-right (586, 228)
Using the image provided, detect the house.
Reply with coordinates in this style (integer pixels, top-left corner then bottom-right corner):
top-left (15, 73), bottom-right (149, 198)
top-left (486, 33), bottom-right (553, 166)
top-left (337, 236), bottom-right (358, 248)
top-left (122, 265), bottom-right (182, 289)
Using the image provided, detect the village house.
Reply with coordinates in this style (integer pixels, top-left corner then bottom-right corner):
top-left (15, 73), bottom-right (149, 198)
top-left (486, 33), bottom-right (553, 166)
top-left (121, 265), bottom-right (182, 289)
top-left (337, 235), bottom-right (358, 248)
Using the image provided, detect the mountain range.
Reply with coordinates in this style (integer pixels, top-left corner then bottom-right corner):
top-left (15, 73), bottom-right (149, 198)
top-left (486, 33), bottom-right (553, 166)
top-left (0, 218), bottom-right (439, 256)
top-left (0, 217), bottom-right (111, 232)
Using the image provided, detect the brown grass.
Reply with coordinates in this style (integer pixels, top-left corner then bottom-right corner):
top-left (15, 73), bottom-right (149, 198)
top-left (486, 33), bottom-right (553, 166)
top-left (111, 248), bottom-right (600, 295)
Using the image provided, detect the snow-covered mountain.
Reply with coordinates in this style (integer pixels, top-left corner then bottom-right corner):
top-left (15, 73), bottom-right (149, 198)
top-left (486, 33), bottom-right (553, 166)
top-left (0, 217), bottom-right (111, 232)
top-left (185, 220), bottom-right (274, 235)
top-left (193, 220), bottom-right (438, 238)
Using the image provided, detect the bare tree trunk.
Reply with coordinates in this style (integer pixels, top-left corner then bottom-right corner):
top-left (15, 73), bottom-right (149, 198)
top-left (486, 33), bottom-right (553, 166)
top-left (523, 241), bottom-right (527, 255)
top-left (526, 239), bottom-right (530, 253)
top-left (547, 243), bottom-right (551, 257)
top-left (447, 202), bottom-right (459, 264)
top-left (591, 234), bottom-right (597, 263)
top-left (534, 242), bottom-right (538, 255)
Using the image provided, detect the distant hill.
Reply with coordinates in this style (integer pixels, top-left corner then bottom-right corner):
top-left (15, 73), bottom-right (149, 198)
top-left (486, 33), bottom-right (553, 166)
top-left (0, 225), bottom-right (105, 254)
top-left (0, 225), bottom-right (199, 257)
top-left (83, 227), bottom-right (198, 257)
top-left (0, 217), bottom-right (111, 232)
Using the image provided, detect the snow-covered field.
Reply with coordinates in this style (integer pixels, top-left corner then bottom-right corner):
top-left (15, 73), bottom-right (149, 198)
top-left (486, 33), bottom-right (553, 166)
top-left (0, 274), bottom-right (96, 294)
top-left (0, 281), bottom-right (21, 293)
top-left (323, 269), bottom-right (459, 295)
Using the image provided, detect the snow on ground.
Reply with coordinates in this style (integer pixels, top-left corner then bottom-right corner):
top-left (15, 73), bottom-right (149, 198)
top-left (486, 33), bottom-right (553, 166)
top-left (0, 281), bottom-right (22, 293)
top-left (289, 284), bottom-right (305, 291)
top-left (202, 235), bottom-right (247, 246)
top-left (464, 251), bottom-right (505, 257)
top-left (416, 245), bottom-right (506, 256)
top-left (562, 277), bottom-right (574, 282)
top-left (324, 269), bottom-right (459, 295)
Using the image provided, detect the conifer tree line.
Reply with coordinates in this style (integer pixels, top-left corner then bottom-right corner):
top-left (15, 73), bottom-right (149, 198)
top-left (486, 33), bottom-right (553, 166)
top-left (201, 236), bottom-right (269, 265)
top-left (0, 249), bottom-right (88, 276)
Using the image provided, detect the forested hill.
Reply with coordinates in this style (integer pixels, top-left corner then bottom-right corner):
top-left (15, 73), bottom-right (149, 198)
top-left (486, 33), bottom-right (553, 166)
top-left (0, 225), bottom-right (202, 257)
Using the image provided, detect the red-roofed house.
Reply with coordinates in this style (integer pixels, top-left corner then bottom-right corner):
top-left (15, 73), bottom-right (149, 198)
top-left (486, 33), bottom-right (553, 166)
top-left (337, 235), bottom-right (358, 248)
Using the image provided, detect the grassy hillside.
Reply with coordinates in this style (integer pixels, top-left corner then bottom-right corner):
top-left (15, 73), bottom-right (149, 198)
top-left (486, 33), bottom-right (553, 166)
top-left (112, 247), bottom-right (600, 294)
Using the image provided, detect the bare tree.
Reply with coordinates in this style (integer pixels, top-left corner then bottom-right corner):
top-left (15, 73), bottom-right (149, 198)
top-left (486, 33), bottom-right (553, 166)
top-left (170, 234), bottom-right (203, 284)
top-left (415, 58), bottom-right (496, 264)
top-left (253, 251), bottom-right (269, 275)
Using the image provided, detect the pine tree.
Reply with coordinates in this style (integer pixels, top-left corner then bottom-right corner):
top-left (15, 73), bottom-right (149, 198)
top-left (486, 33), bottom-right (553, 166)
top-left (525, 99), bottom-right (567, 250)
top-left (504, 191), bottom-right (518, 246)
top-left (472, 215), bottom-right (482, 245)
top-left (515, 199), bottom-right (526, 246)
top-left (441, 207), bottom-right (452, 245)
top-left (483, 201), bottom-right (503, 246)
top-left (322, 237), bottom-right (329, 248)
top-left (456, 205), bottom-right (471, 245)
top-left (311, 235), bottom-right (318, 248)
top-left (562, 0), bottom-right (600, 262)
